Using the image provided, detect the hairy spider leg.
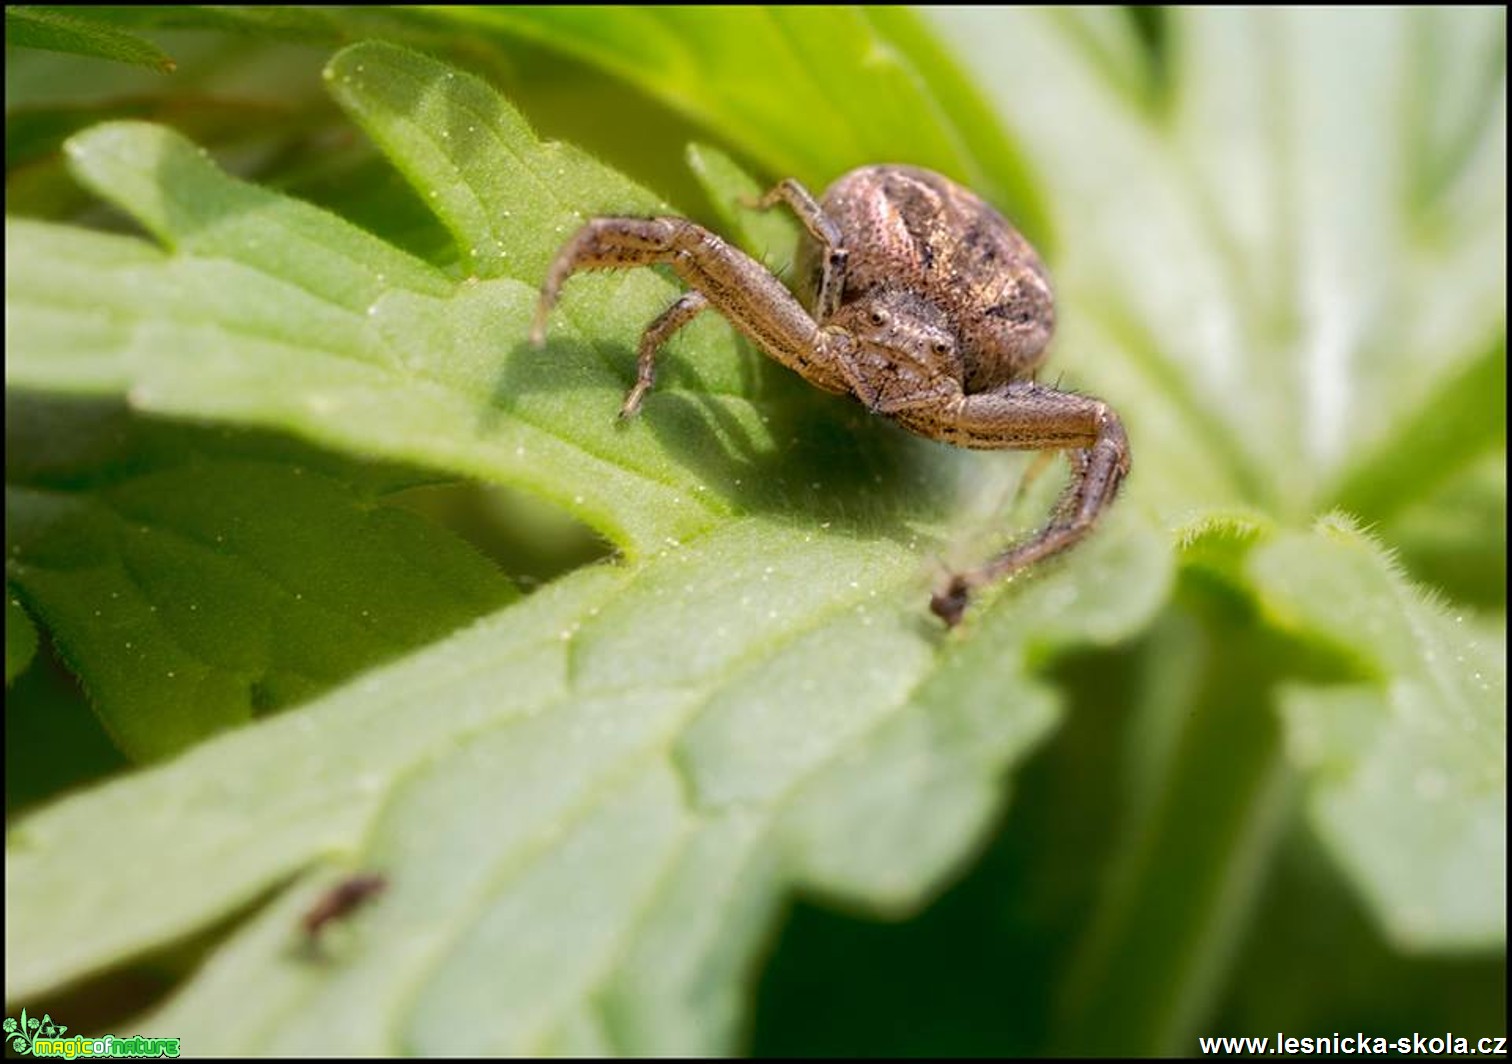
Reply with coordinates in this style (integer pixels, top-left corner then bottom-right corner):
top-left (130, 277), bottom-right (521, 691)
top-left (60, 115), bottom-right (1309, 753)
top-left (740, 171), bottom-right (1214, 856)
top-left (908, 383), bottom-right (1130, 626)
top-left (532, 216), bottom-right (852, 408)
top-left (621, 291), bottom-right (708, 417)
top-left (745, 178), bottom-right (849, 320)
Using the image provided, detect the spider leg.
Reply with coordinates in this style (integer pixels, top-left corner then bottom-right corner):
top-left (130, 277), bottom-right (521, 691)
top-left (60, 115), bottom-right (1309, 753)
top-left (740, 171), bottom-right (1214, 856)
top-left (745, 178), bottom-right (849, 320)
top-left (904, 383), bottom-right (1129, 626)
top-left (532, 216), bottom-right (850, 399)
top-left (621, 291), bottom-right (707, 418)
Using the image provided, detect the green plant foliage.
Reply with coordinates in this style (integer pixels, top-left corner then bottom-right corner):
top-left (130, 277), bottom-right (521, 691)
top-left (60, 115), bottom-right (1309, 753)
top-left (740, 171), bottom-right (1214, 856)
top-left (6, 401), bottom-right (518, 760)
top-left (3, 8), bottom-right (1504, 1057)
top-left (5, 590), bottom-right (38, 686)
top-left (7, 509), bottom-right (1168, 1052)
top-left (5, 7), bottom-right (176, 73)
top-left (417, 6), bottom-right (1049, 245)
top-left (934, 8), bottom-right (1506, 520)
top-left (3, 39), bottom-right (1171, 1051)
top-left (7, 116), bottom-right (716, 553)
top-left (1251, 517), bottom-right (1505, 949)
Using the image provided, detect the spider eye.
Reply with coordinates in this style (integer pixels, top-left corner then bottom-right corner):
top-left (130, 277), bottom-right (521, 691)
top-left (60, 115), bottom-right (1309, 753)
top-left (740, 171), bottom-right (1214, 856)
top-left (932, 339), bottom-right (952, 355)
top-left (869, 309), bottom-right (889, 327)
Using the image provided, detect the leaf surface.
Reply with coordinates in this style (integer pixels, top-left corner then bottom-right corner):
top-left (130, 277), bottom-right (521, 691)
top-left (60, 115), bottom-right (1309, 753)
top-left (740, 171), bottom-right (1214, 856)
top-left (7, 511), bottom-right (1171, 1052)
top-left (4, 11), bottom-right (1506, 1054)
top-left (5, 42), bottom-right (1174, 1052)
top-left (6, 402), bottom-right (518, 759)
top-left (414, 6), bottom-right (1050, 244)
top-left (5, 6), bottom-right (176, 73)
top-left (6, 590), bottom-right (39, 686)
top-left (1252, 518), bottom-right (1506, 949)
top-left (928, 9), bottom-right (1506, 974)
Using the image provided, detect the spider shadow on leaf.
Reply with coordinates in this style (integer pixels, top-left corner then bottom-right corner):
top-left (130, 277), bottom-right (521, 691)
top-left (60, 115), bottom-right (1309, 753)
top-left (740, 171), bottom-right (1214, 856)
top-left (491, 331), bottom-right (957, 548)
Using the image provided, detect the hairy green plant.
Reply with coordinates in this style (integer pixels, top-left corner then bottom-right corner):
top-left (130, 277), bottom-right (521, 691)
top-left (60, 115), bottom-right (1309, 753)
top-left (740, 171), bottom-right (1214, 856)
top-left (5, 8), bottom-right (1504, 1056)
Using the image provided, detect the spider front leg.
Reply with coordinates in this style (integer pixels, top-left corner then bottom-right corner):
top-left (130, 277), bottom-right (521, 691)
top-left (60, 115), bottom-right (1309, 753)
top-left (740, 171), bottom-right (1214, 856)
top-left (745, 178), bottom-right (849, 320)
top-left (622, 291), bottom-right (707, 417)
top-left (531, 216), bottom-right (850, 413)
top-left (906, 383), bottom-right (1131, 627)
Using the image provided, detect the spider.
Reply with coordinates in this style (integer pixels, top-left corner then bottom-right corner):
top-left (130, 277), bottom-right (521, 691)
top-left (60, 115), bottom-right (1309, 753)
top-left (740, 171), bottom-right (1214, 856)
top-left (531, 165), bottom-right (1129, 626)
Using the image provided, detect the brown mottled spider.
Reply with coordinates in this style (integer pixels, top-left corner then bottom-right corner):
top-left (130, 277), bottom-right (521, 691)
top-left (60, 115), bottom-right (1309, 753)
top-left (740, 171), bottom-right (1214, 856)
top-left (531, 165), bottom-right (1129, 626)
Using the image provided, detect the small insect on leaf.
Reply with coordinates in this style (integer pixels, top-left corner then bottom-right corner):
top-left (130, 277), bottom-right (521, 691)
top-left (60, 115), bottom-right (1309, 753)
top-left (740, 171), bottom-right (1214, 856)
top-left (300, 872), bottom-right (387, 945)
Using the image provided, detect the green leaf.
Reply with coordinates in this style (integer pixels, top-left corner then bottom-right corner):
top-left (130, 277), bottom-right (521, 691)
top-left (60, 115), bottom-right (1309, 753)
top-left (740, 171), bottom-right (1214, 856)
top-left (1039, 516), bottom-right (1505, 1056)
top-left (685, 142), bottom-right (802, 280)
top-left (1215, 829), bottom-right (1509, 1041)
top-left (931, 8), bottom-right (1506, 523)
top-left (6, 13), bottom-right (1505, 1054)
top-left (5, 108), bottom-right (726, 555)
top-left (1333, 337), bottom-right (1507, 526)
top-left (1383, 451), bottom-right (1507, 611)
top-left (1250, 516), bottom-right (1506, 949)
top-left (45, 5), bottom-right (342, 42)
top-left (6, 627), bottom-right (130, 815)
top-left (1053, 599), bottom-right (1302, 1055)
top-left (5, 7), bottom-right (176, 73)
top-left (5, 507), bottom-right (1171, 1051)
top-left (928, 7), bottom-right (1505, 978)
top-left (411, 6), bottom-right (1049, 244)
top-left (6, 588), bottom-right (39, 686)
top-left (5, 39), bottom-right (1174, 1051)
top-left (6, 401), bottom-right (518, 760)
top-left (321, 39), bottom-right (676, 290)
